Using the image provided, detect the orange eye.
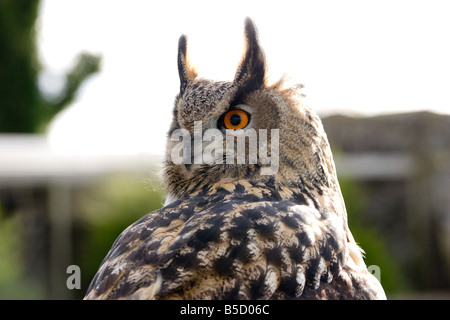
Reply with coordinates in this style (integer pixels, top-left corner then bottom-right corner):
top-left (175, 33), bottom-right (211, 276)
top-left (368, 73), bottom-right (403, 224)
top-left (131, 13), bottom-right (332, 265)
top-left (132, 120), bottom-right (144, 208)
top-left (223, 109), bottom-right (249, 130)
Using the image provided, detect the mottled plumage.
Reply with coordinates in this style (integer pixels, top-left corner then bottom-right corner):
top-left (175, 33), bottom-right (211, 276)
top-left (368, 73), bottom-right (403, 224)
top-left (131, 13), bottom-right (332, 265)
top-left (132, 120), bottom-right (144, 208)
top-left (84, 18), bottom-right (386, 300)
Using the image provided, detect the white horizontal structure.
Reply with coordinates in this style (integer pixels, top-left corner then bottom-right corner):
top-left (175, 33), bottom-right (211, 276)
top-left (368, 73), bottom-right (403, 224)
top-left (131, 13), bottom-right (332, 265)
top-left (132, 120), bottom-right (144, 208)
top-left (334, 153), bottom-right (416, 180)
top-left (0, 134), bottom-right (162, 187)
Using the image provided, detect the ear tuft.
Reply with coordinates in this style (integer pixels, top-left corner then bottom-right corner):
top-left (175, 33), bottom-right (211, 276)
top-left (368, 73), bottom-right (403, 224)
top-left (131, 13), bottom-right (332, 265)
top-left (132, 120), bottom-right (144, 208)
top-left (233, 17), bottom-right (266, 91)
top-left (178, 35), bottom-right (197, 95)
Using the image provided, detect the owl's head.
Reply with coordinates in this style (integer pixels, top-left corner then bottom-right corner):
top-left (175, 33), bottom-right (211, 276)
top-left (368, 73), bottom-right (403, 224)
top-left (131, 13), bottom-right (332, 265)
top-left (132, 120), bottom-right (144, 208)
top-left (163, 18), bottom-right (339, 204)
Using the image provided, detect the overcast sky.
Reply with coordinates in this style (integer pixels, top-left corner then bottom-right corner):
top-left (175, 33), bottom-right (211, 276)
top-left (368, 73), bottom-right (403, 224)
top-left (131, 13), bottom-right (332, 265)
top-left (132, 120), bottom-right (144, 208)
top-left (37, 0), bottom-right (450, 155)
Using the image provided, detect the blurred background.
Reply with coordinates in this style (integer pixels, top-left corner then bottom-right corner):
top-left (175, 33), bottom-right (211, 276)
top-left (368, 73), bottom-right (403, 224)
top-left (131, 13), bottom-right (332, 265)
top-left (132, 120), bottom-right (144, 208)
top-left (1, 0), bottom-right (449, 299)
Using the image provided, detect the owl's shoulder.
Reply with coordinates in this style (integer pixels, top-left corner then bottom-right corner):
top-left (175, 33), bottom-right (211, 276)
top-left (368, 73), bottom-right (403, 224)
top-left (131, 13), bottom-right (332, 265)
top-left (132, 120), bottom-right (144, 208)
top-left (85, 183), bottom-right (350, 299)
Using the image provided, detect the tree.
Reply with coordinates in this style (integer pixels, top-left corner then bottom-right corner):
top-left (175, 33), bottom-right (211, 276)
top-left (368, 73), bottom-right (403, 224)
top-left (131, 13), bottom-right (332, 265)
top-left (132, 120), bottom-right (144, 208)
top-left (0, 0), bottom-right (100, 133)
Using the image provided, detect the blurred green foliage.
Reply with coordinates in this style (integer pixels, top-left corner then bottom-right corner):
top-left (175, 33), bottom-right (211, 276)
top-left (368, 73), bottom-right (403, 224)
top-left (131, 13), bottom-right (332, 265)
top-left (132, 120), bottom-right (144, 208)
top-left (338, 177), bottom-right (410, 295)
top-left (0, 173), bottom-right (166, 299)
top-left (0, 205), bottom-right (45, 299)
top-left (0, 0), bottom-right (100, 133)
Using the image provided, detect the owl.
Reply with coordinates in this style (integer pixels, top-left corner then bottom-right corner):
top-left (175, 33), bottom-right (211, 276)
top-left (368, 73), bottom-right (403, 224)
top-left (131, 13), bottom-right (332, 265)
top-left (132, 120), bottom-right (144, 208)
top-left (84, 18), bottom-right (386, 300)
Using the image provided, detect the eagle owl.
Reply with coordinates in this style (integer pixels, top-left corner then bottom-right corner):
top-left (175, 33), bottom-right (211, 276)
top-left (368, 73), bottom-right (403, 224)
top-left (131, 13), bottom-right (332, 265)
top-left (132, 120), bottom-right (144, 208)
top-left (84, 18), bottom-right (386, 300)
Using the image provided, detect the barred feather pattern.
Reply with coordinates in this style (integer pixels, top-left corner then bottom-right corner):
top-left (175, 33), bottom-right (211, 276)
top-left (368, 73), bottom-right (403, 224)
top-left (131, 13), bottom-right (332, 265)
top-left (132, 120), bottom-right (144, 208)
top-left (85, 179), bottom-right (382, 300)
